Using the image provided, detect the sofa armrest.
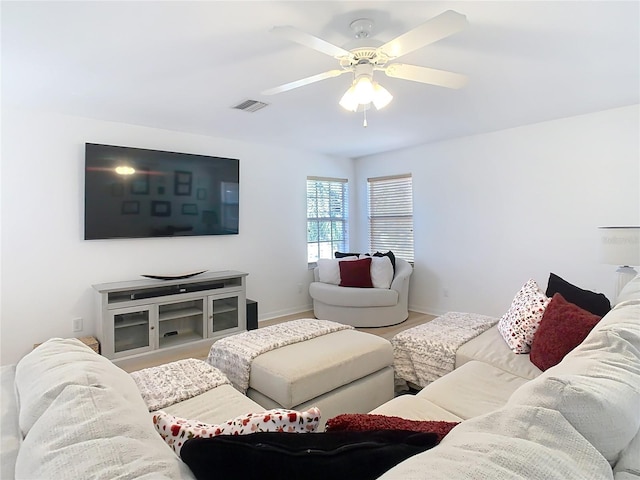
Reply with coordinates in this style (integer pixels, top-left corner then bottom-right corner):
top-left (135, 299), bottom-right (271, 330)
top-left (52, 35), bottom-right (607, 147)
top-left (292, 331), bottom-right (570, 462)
top-left (390, 259), bottom-right (412, 293)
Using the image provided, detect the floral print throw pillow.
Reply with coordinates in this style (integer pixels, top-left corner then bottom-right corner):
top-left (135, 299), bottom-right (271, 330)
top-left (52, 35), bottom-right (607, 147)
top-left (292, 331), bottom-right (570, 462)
top-left (497, 279), bottom-right (551, 353)
top-left (153, 407), bottom-right (321, 455)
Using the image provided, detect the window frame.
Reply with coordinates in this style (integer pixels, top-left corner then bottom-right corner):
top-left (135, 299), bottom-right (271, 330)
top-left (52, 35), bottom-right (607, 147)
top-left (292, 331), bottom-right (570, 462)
top-left (306, 176), bottom-right (349, 267)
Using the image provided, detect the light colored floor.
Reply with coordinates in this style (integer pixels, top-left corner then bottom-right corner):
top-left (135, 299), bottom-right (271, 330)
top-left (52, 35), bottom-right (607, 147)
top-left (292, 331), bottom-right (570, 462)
top-left (119, 310), bottom-right (436, 372)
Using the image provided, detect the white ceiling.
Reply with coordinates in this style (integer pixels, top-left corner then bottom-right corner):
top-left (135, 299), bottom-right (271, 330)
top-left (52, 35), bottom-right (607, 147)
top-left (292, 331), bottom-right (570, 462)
top-left (2, 1), bottom-right (639, 158)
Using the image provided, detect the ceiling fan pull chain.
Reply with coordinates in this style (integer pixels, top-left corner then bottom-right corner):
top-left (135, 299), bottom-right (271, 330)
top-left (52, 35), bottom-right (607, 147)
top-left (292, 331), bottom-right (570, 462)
top-left (363, 106), bottom-right (368, 128)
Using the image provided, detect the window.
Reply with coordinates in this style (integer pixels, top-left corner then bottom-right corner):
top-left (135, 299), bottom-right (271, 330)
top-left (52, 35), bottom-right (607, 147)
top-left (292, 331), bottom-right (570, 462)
top-left (367, 174), bottom-right (414, 262)
top-left (307, 177), bottom-right (349, 264)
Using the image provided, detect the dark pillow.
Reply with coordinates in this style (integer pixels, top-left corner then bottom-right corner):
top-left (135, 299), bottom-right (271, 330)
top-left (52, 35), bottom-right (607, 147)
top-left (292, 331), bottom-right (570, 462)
top-left (530, 293), bottom-right (602, 371)
top-left (180, 430), bottom-right (439, 480)
top-left (373, 251), bottom-right (396, 273)
top-left (335, 251), bottom-right (367, 258)
top-left (339, 257), bottom-right (373, 288)
top-left (326, 413), bottom-right (458, 442)
top-left (546, 273), bottom-right (611, 317)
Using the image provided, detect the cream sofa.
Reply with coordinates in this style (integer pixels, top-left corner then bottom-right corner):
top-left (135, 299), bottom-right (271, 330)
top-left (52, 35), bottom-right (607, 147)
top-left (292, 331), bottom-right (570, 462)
top-left (309, 257), bottom-right (412, 327)
top-left (2, 275), bottom-right (638, 479)
top-left (372, 274), bottom-right (640, 479)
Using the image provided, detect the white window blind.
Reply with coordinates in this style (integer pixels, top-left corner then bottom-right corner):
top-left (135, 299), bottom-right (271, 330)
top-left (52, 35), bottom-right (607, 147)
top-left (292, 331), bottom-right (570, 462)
top-left (307, 177), bottom-right (349, 264)
top-left (367, 174), bottom-right (414, 262)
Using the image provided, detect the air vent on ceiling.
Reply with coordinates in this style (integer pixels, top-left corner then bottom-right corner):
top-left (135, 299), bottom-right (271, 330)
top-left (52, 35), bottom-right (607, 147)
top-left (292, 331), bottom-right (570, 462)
top-left (232, 99), bottom-right (269, 113)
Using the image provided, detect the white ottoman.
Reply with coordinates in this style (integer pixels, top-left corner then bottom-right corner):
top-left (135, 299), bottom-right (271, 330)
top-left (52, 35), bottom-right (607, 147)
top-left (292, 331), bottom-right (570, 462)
top-left (209, 322), bottom-right (394, 427)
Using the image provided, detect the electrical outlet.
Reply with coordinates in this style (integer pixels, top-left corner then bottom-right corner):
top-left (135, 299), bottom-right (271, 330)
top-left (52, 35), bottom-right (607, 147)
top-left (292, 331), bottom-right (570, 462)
top-left (72, 317), bottom-right (83, 332)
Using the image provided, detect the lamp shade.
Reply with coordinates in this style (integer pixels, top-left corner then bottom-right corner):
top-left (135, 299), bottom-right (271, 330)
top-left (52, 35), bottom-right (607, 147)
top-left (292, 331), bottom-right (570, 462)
top-left (599, 226), bottom-right (640, 266)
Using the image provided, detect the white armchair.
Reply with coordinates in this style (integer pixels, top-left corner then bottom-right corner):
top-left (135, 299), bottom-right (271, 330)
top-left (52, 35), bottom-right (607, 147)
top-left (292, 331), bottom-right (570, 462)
top-left (309, 258), bottom-right (412, 327)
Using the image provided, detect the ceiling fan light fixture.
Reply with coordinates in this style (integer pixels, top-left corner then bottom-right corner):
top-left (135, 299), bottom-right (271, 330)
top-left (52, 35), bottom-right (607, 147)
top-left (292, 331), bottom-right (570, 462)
top-left (339, 76), bottom-right (393, 112)
top-left (372, 82), bottom-right (393, 110)
top-left (352, 75), bottom-right (375, 104)
top-left (339, 86), bottom-right (359, 111)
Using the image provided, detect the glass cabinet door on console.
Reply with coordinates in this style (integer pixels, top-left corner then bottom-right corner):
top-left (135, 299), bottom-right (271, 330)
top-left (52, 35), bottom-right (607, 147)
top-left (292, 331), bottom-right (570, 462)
top-left (109, 305), bottom-right (154, 358)
top-left (207, 292), bottom-right (245, 337)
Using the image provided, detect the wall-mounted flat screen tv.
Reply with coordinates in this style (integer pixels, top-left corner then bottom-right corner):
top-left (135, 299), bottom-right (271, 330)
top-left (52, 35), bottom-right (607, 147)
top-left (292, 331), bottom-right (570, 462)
top-left (84, 143), bottom-right (239, 240)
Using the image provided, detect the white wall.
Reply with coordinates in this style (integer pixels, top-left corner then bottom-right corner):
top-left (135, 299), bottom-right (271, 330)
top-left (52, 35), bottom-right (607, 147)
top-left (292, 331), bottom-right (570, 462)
top-left (2, 105), bottom-right (637, 365)
top-left (0, 108), bottom-right (354, 365)
top-left (353, 105), bottom-right (640, 316)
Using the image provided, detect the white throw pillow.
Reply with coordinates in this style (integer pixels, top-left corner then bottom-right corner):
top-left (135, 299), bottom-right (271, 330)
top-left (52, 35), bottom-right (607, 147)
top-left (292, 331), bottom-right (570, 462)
top-left (370, 256), bottom-right (394, 289)
top-left (497, 279), bottom-right (550, 353)
top-left (317, 257), bottom-right (357, 285)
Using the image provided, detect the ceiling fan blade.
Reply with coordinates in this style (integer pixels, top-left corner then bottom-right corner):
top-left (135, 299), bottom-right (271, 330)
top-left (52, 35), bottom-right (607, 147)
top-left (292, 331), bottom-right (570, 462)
top-left (383, 63), bottom-right (468, 89)
top-left (271, 26), bottom-right (354, 60)
top-left (261, 69), bottom-right (349, 95)
top-left (377, 10), bottom-right (467, 59)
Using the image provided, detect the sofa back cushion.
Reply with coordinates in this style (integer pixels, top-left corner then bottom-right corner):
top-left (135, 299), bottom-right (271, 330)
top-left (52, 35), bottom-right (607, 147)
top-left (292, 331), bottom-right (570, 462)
top-left (508, 373), bottom-right (639, 465)
top-left (377, 405), bottom-right (612, 479)
top-left (614, 274), bottom-right (640, 306)
top-left (15, 338), bottom-right (145, 436)
top-left (509, 317), bottom-right (640, 466)
top-left (14, 338), bottom-right (192, 479)
top-left (15, 383), bottom-right (193, 479)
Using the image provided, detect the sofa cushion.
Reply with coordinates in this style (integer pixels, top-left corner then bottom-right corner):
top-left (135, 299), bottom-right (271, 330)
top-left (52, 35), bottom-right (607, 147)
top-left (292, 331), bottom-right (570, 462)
top-left (614, 274), bottom-right (640, 305)
top-left (15, 338), bottom-right (146, 437)
top-left (546, 272), bottom-right (611, 316)
top-left (339, 257), bottom-right (373, 288)
top-left (162, 384), bottom-right (265, 424)
top-left (249, 329), bottom-right (393, 408)
top-left (369, 393), bottom-right (464, 423)
top-left (377, 405), bottom-right (613, 480)
top-left (497, 279), bottom-right (551, 353)
top-left (507, 373), bottom-right (640, 465)
top-left (530, 293), bottom-right (602, 371)
top-left (373, 250), bottom-right (396, 273)
top-left (15, 382), bottom-right (193, 480)
top-left (1, 365), bottom-right (20, 480)
top-left (317, 257), bottom-right (357, 284)
top-left (455, 326), bottom-right (542, 380)
top-left (370, 256), bottom-right (394, 289)
top-left (152, 407), bottom-right (321, 455)
top-left (309, 281), bottom-right (399, 307)
top-left (613, 428), bottom-right (640, 479)
top-left (335, 251), bottom-right (364, 258)
top-left (417, 360), bottom-right (530, 420)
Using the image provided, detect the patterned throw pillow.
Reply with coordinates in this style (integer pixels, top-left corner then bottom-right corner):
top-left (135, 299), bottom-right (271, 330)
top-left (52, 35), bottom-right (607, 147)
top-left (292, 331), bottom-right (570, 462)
top-left (497, 279), bottom-right (551, 353)
top-left (152, 407), bottom-right (321, 455)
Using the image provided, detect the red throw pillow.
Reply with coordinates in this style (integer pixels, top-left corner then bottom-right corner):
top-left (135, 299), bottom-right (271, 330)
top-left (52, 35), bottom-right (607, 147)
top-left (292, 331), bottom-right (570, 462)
top-left (530, 293), bottom-right (602, 371)
top-left (339, 257), bottom-right (373, 288)
top-left (325, 413), bottom-right (459, 442)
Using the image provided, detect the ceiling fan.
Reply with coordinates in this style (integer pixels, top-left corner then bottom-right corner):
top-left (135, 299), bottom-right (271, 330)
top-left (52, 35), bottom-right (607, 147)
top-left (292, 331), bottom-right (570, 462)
top-left (261, 10), bottom-right (468, 118)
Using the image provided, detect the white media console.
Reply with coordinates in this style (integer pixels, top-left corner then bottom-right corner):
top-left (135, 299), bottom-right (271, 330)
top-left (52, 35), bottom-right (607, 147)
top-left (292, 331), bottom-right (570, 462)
top-left (93, 270), bottom-right (248, 364)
